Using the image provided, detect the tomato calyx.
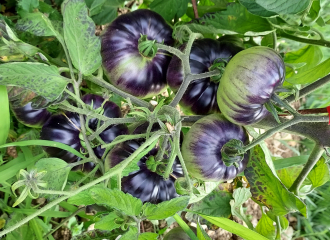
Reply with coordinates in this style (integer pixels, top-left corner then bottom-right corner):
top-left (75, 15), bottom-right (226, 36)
top-left (138, 34), bottom-right (158, 59)
top-left (221, 139), bottom-right (245, 167)
top-left (209, 57), bottom-right (230, 83)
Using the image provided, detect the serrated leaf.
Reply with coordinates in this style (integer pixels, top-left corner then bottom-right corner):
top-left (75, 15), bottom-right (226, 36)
top-left (255, 213), bottom-right (276, 239)
top-left (35, 158), bottom-right (71, 197)
top-left (138, 232), bottom-right (158, 240)
top-left (62, 0), bottom-right (101, 75)
top-left (244, 145), bottom-right (307, 217)
top-left (94, 212), bottom-right (122, 231)
top-left (230, 188), bottom-right (253, 230)
top-left (303, 0), bottom-right (321, 25)
top-left (239, 0), bottom-right (309, 17)
top-left (189, 181), bottom-right (220, 204)
top-left (120, 227), bottom-right (138, 240)
top-left (67, 189), bottom-right (95, 206)
top-left (190, 190), bottom-right (232, 218)
top-left (143, 196), bottom-right (190, 220)
top-left (199, 214), bottom-right (269, 240)
top-left (90, 188), bottom-right (143, 216)
top-left (307, 157), bottom-right (330, 189)
top-left (5, 213), bottom-right (34, 240)
top-left (16, 12), bottom-right (61, 39)
top-left (150, 0), bottom-right (189, 22)
top-left (188, 3), bottom-right (274, 36)
top-left (18, 0), bottom-right (39, 12)
top-left (0, 63), bottom-right (68, 102)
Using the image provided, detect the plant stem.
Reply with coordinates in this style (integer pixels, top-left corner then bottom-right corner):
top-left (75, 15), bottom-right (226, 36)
top-left (0, 132), bottom-right (163, 238)
top-left (163, 140), bottom-right (177, 179)
top-left (191, 0), bottom-right (199, 18)
top-left (85, 75), bottom-right (152, 109)
top-left (117, 173), bottom-right (121, 190)
top-left (155, 135), bottom-right (169, 162)
top-left (271, 94), bottom-right (297, 115)
top-left (272, 30), bottom-right (277, 51)
top-left (155, 43), bottom-right (185, 61)
top-left (34, 190), bottom-right (71, 196)
top-left (285, 74), bottom-right (330, 103)
top-left (173, 214), bottom-right (198, 240)
top-left (58, 38), bottom-right (76, 80)
top-left (278, 31), bottom-right (330, 48)
top-left (289, 145), bottom-right (324, 195)
top-left (243, 115), bottom-right (329, 152)
top-left (275, 216), bottom-right (281, 240)
top-left (43, 207), bottom-right (86, 239)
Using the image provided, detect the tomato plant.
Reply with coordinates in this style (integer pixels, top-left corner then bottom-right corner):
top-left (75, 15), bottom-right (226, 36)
top-left (1, 0), bottom-right (330, 240)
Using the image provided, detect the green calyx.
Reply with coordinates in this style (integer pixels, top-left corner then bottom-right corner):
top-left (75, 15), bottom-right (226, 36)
top-left (209, 57), bottom-right (230, 83)
top-left (138, 34), bottom-right (158, 59)
top-left (221, 139), bottom-right (245, 167)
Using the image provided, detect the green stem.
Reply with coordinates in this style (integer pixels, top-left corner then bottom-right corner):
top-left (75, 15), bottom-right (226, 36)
top-left (173, 214), bottom-right (198, 240)
top-left (72, 165), bottom-right (99, 189)
top-left (43, 207), bottom-right (86, 239)
top-left (275, 216), bottom-right (281, 240)
top-left (278, 31), bottom-right (330, 48)
top-left (58, 38), bottom-right (76, 80)
top-left (271, 94), bottom-right (297, 115)
top-left (0, 132), bottom-right (163, 238)
top-left (285, 74), bottom-right (330, 103)
top-left (289, 145), bottom-right (324, 195)
top-left (64, 89), bottom-right (85, 106)
top-left (34, 189), bottom-right (71, 196)
top-left (272, 30), bottom-right (277, 51)
top-left (155, 43), bottom-right (185, 61)
top-left (117, 172), bottom-right (121, 190)
top-left (243, 115), bottom-right (329, 152)
top-left (85, 75), bottom-right (152, 109)
top-left (163, 140), bottom-right (177, 179)
top-left (155, 135), bottom-right (169, 162)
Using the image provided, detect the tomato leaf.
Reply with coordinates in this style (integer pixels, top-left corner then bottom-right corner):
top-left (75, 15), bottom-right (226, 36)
top-left (197, 220), bottom-right (212, 240)
top-left (199, 214), bottom-right (269, 240)
top-left (120, 227), bottom-right (138, 240)
top-left (306, 157), bottom-right (330, 189)
top-left (230, 188), bottom-right (253, 230)
top-left (17, 0), bottom-right (39, 12)
top-left (189, 189), bottom-right (232, 218)
top-left (138, 232), bottom-right (158, 240)
top-left (188, 3), bottom-right (274, 36)
top-left (94, 212), bottom-right (122, 231)
top-left (90, 188), bottom-right (143, 217)
top-left (239, 0), bottom-right (309, 17)
top-left (244, 145), bottom-right (307, 217)
top-left (5, 213), bottom-right (34, 240)
top-left (143, 196), bottom-right (190, 220)
top-left (303, 0), bottom-right (321, 25)
top-left (255, 213), bottom-right (276, 239)
top-left (67, 188), bottom-right (96, 206)
top-left (150, 0), bottom-right (190, 22)
top-left (0, 86), bottom-right (9, 145)
top-left (0, 63), bottom-right (68, 102)
top-left (90, 0), bottom-right (125, 25)
top-left (62, 0), bottom-right (101, 75)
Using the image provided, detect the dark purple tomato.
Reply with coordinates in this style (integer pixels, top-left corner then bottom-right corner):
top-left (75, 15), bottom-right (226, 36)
top-left (101, 9), bottom-right (174, 99)
top-left (217, 46), bottom-right (285, 125)
top-left (166, 37), bottom-right (244, 115)
top-left (182, 114), bottom-right (249, 181)
top-left (11, 102), bottom-right (51, 128)
top-left (163, 226), bottom-right (197, 240)
top-left (40, 94), bottom-right (128, 171)
top-left (105, 124), bottom-right (183, 203)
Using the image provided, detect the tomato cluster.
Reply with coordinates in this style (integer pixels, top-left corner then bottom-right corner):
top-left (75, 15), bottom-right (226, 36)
top-left (11, 9), bottom-right (285, 204)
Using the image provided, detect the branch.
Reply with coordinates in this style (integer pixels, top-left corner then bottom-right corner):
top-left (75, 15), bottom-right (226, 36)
top-left (278, 31), bottom-right (330, 48)
top-left (191, 0), bottom-right (199, 18)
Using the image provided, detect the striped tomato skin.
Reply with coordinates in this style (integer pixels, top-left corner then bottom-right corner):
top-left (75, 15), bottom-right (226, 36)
top-left (182, 114), bottom-right (249, 182)
top-left (217, 46), bottom-right (285, 125)
top-left (101, 9), bottom-right (174, 98)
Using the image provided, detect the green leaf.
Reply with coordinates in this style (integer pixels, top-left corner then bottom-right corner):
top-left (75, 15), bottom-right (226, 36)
top-left (35, 158), bottom-right (71, 193)
top-left (94, 212), bottom-right (122, 231)
top-left (286, 57), bottom-right (330, 84)
top-left (199, 214), bottom-right (269, 240)
top-left (273, 155), bottom-right (309, 170)
top-left (150, 0), bottom-right (190, 22)
top-left (307, 157), bottom-right (330, 189)
top-left (255, 213), bottom-right (276, 239)
top-left (62, 0), bottom-right (102, 75)
top-left (244, 145), bottom-right (307, 217)
top-left (230, 188), bottom-right (253, 230)
top-left (71, 229), bottom-right (124, 240)
top-left (67, 188), bottom-right (96, 206)
top-left (190, 190), bottom-right (232, 218)
top-left (186, 5), bottom-right (226, 19)
top-left (120, 227), bottom-right (138, 240)
top-left (276, 166), bottom-right (302, 189)
top-left (189, 181), bottom-right (221, 204)
top-left (0, 140), bottom-right (85, 158)
top-left (303, 0), bottom-right (321, 25)
top-left (5, 213), bottom-right (34, 240)
top-left (90, 188), bottom-right (143, 216)
top-left (266, 211), bottom-right (289, 230)
top-left (138, 232), bottom-right (158, 240)
top-left (197, 220), bottom-right (212, 240)
top-left (18, 0), bottom-right (39, 12)
top-left (188, 3), bottom-right (274, 36)
top-left (284, 45), bottom-right (323, 79)
top-left (0, 63), bottom-right (68, 102)
top-left (0, 86), bottom-right (9, 145)
top-left (239, 0), bottom-right (309, 17)
top-left (143, 196), bottom-right (190, 220)
top-left (16, 12), bottom-right (61, 39)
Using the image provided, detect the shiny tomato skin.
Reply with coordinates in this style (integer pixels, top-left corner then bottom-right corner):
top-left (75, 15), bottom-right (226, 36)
top-left (217, 46), bottom-right (285, 125)
top-left (40, 94), bottom-right (128, 171)
top-left (166, 38), bottom-right (244, 115)
top-left (101, 9), bottom-right (174, 98)
top-left (182, 114), bottom-right (249, 181)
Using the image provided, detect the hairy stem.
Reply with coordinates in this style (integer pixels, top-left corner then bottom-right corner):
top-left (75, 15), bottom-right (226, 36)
top-left (278, 31), bottom-right (330, 48)
top-left (34, 190), bottom-right (71, 196)
top-left (275, 216), bottom-right (281, 240)
top-left (173, 214), bottom-right (199, 240)
top-left (58, 38), bottom-right (75, 80)
top-left (85, 75), bottom-right (152, 109)
top-left (0, 132), bottom-right (163, 237)
top-left (289, 145), bottom-right (325, 195)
